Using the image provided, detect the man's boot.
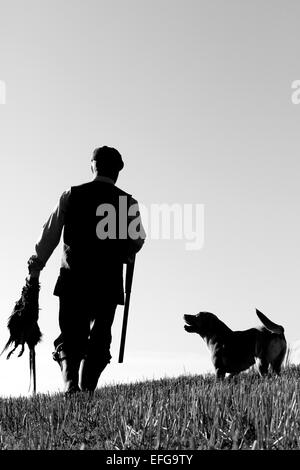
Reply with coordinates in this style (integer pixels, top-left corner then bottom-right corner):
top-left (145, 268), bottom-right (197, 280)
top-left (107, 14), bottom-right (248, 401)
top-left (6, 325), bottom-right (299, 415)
top-left (53, 346), bottom-right (80, 394)
top-left (79, 357), bottom-right (108, 392)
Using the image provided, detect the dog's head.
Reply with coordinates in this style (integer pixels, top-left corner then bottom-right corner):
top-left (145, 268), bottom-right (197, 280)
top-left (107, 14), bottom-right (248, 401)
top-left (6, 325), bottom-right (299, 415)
top-left (184, 312), bottom-right (222, 338)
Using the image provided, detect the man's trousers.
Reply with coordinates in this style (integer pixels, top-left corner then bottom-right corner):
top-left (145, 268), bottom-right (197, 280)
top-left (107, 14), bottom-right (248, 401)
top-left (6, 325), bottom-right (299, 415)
top-left (53, 294), bottom-right (117, 392)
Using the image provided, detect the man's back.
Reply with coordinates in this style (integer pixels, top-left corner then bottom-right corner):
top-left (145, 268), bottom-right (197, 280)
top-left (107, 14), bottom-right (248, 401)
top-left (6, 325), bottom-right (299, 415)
top-left (55, 179), bottom-right (142, 304)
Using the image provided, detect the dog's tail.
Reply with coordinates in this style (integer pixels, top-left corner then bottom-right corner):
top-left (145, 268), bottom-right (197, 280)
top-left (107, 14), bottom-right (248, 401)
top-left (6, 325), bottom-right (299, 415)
top-left (256, 309), bottom-right (284, 335)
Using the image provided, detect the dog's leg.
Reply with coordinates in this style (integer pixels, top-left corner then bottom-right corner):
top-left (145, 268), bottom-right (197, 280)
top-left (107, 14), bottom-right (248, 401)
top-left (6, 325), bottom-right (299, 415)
top-left (215, 368), bottom-right (225, 380)
top-left (257, 358), bottom-right (269, 376)
top-left (271, 350), bottom-right (286, 375)
top-left (228, 372), bottom-right (238, 379)
top-left (227, 373), bottom-right (240, 385)
top-left (272, 363), bottom-right (282, 375)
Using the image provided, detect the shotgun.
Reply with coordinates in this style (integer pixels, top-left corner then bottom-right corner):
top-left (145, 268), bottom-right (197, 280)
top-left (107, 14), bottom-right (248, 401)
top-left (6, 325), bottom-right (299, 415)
top-left (118, 255), bottom-right (136, 363)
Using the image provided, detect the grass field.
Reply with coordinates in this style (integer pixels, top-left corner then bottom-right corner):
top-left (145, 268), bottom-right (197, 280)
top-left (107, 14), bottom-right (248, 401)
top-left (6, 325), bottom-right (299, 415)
top-left (0, 365), bottom-right (299, 450)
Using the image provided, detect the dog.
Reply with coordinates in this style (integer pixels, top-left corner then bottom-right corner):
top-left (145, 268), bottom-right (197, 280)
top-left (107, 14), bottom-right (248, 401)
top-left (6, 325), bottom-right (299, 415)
top-left (184, 309), bottom-right (287, 378)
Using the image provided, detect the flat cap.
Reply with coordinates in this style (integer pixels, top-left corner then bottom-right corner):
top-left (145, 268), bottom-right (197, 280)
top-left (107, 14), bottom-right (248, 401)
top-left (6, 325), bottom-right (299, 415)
top-left (92, 146), bottom-right (124, 172)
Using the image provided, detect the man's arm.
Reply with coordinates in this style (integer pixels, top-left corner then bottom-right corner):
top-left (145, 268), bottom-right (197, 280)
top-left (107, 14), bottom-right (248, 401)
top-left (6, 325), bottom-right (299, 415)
top-left (124, 197), bottom-right (146, 263)
top-left (28, 190), bottom-right (70, 278)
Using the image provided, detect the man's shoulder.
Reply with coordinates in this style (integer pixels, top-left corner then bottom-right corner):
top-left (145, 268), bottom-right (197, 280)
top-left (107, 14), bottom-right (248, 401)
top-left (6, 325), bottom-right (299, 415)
top-left (70, 181), bottom-right (95, 192)
top-left (69, 181), bottom-right (134, 199)
top-left (114, 184), bottom-right (133, 199)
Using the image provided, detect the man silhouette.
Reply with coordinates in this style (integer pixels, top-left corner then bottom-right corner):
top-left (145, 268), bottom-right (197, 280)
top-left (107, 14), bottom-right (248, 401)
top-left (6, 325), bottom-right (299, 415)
top-left (28, 146), bottom-right (145, 394)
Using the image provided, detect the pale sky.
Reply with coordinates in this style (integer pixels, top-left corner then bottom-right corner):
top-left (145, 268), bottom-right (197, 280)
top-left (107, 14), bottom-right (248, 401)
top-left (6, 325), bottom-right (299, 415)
top-left (1, 0), bottom-right (300, 397)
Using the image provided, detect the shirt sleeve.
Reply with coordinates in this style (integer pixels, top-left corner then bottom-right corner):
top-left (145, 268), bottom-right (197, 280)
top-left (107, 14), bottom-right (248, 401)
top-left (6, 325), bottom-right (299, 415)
top-left (28, 189), bottom-right (71, 274)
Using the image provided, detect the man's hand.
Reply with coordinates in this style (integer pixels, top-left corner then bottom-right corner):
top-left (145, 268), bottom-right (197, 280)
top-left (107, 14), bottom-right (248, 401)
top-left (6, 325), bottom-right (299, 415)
top-left (125, 254), bottom-right (135, 264)
top-left (27, 255), bottom-right (43, 280)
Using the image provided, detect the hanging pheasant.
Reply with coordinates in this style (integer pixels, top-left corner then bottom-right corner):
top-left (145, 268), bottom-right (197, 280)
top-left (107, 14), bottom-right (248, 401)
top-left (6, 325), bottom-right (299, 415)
top-left (1, 276), bottom-right (42, 393)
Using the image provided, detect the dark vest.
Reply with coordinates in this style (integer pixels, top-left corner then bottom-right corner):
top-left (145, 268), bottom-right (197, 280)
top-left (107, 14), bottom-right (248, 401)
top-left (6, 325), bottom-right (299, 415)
top-left (54, 181), bottom-right (132, 305)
